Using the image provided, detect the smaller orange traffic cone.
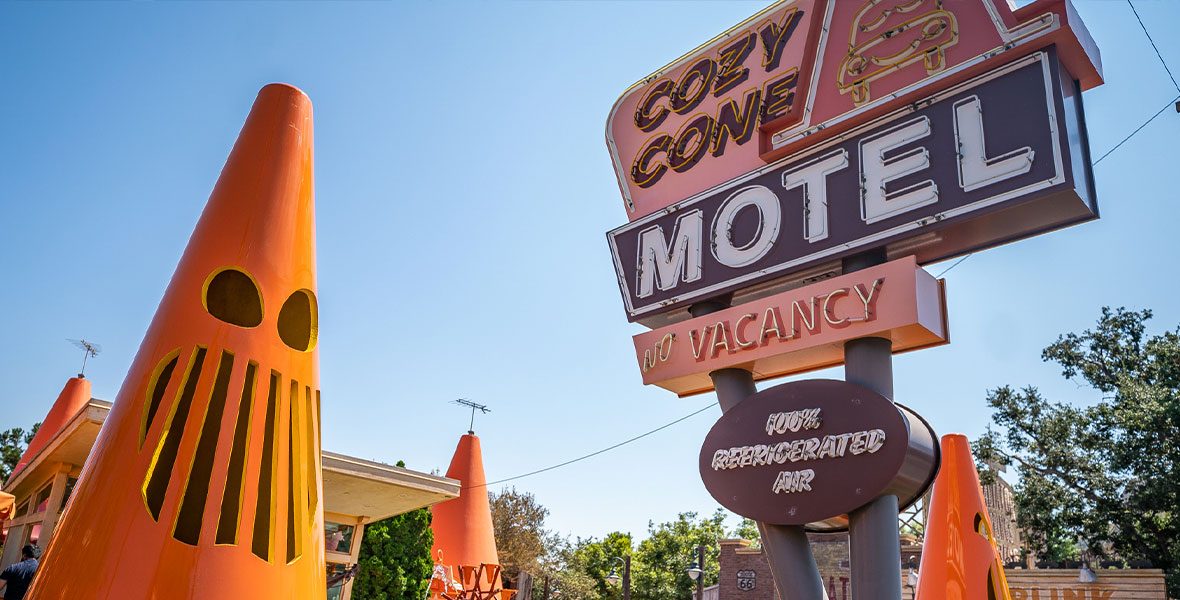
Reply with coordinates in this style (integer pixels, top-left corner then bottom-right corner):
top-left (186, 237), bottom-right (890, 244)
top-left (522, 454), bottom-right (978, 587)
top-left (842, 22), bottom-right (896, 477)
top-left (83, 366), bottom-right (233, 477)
top-left (431, 434), bottom-right (502, 592)
top-left (8, 377), bottom-right (91, 484)
top-left (915, 434), bottom-right (1013, 600)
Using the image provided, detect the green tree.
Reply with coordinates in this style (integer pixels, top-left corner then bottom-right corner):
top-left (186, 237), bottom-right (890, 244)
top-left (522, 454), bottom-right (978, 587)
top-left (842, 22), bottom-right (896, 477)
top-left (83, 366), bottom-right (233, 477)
top-left (567, 532), bottom-right (635, 600)
top-left (542, 536), bottom-right (611, 600)
top-left (730, 518), bottom-right (760, 547)
top-left (0, 423), bottom-right (40, 482)
top-left (973, 307), bottom-right (1180, 595)
top-left (352, 462), bottom-right (435, 600)
top-left (632, 511), bottom-right (726, 600)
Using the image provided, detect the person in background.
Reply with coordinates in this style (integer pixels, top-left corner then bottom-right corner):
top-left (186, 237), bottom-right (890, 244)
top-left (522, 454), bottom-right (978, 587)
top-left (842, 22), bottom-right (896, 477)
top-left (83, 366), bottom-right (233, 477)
top-left (0, 545), bottom-right (40, 600)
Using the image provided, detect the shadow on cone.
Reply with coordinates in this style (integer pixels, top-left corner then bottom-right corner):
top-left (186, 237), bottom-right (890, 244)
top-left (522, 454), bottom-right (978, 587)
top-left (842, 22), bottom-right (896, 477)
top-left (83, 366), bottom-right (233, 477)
top-left (915, 434), bottom-right (1012, 600)
top-left (30, 83), bottom-right (325, 599)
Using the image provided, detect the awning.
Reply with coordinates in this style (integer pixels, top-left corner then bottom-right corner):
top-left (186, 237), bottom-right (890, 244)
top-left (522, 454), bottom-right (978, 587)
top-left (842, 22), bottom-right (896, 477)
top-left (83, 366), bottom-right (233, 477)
top-left (0, 490), bottom-right (15, 521)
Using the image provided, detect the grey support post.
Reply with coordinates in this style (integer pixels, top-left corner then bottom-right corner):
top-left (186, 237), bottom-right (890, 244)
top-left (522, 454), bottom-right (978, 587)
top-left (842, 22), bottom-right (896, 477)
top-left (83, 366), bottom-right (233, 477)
top-left (843, 249), bottom-right (902, 600)
top-left (690, 303), bottom-right (825, 600)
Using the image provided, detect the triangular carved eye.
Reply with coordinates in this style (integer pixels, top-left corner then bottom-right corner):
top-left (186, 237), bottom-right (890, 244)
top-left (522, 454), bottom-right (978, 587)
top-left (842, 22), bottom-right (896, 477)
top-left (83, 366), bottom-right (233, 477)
top-left (277, 289), bottom-right (318, 351)
top-left (203, 267), bottom-right (263, 328)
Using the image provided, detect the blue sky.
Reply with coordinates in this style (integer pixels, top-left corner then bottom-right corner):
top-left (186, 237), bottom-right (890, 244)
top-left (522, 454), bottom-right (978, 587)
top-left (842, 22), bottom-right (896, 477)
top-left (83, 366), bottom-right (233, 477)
top-left (2, 1), bottom-right (1179, 543)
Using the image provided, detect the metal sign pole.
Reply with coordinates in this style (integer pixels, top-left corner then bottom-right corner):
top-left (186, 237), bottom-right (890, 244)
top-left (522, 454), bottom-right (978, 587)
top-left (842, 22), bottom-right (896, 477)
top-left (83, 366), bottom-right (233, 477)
top-left (691, 304), bottom-right (825, 600)
top-left (843, 250), bottom-right (902, 600)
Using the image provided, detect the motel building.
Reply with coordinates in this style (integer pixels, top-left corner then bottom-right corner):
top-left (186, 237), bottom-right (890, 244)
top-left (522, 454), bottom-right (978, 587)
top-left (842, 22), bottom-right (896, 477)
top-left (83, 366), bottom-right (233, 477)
top-left (0, 376), bottom-right (461, 600)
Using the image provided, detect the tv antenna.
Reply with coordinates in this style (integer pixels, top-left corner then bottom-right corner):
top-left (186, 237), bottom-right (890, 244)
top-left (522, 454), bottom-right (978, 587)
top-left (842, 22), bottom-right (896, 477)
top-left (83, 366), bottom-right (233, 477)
top-left (452, 398), bottom-right (490, 434)
top-left (68, 338), bottom-right (102, 378)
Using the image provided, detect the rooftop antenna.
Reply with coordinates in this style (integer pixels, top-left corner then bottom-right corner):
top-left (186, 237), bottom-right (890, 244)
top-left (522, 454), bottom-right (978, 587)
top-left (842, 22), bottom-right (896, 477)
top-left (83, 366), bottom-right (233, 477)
top-left (68, 338), bottom-right (102, 379)
top-left (451, 398), bottom-right (489, 434)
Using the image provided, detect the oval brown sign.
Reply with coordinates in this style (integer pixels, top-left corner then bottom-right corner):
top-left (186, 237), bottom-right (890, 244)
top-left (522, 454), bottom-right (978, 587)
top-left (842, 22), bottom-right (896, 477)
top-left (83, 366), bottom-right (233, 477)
top-left (698, 379), bottom-right (928, 527)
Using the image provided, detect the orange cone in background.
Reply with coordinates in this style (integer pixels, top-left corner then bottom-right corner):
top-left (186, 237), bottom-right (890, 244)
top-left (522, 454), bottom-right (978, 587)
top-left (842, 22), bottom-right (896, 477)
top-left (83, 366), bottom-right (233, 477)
top-left (31, 84), bottom-right (324, 598)
top-left (915, 434), bottom-right (1013, 600)
top-left (8, 377), bottom-right (92, 484)
top-left (430, 433), bottom-right (505, 597)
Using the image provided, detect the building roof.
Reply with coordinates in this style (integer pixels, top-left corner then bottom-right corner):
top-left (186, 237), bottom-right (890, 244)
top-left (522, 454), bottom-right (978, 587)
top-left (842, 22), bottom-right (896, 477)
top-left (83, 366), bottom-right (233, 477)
top-left (322, 451), bottom-right (459, 522)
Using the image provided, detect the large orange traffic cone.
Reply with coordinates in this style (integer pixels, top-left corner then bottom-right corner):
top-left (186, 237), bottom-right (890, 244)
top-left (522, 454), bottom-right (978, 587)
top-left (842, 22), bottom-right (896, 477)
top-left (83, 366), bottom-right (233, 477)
top-left (430, 433), bottom-right (504, 597)
top-left (31, 83), bottom-right (324, 598)
top-left (915, 434), bottom-right (1013, 600)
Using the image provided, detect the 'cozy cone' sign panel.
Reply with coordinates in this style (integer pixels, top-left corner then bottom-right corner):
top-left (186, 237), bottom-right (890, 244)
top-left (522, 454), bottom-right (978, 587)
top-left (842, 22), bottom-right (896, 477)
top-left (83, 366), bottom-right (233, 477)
top-left (699, 379), bottom-right (938, 530)
top-left (606, 0), bottom-right (1101, 222)
top-left (633, 256), bottom-right (947, 397)
top-left (609, 50), bottom-right (1095, 323)
top-left (606, 0), bottom-right (824, 220)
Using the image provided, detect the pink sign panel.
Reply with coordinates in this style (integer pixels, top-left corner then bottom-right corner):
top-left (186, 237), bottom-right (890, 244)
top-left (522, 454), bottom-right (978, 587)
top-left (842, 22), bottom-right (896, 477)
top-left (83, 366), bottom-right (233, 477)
top-left (606, 1), bottom-right (825, 221)
top-left (632, 256), bottom-right (947, 397)
top-left (765, 0), bottom-right (1102, 161)
top-left (606, 0), bottom-right (1102, 222)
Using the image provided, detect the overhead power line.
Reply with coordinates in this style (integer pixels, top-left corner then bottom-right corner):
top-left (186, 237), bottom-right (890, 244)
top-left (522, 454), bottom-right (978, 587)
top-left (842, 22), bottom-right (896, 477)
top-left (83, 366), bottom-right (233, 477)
top-left (1092, 95), bottom-right (1180, 166)
top-left (934, 253), bottom-right (973, 279)
top-left (466, 401), bottom-right (718, 490)
top-left (1127, 0), bottom-right (1180, 96)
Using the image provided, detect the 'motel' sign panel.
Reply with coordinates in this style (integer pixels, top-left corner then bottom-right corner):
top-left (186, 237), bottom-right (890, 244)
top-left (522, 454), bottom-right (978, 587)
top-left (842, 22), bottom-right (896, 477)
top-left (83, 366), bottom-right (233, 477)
top-left (608, 49), bottom-right (1096, 323)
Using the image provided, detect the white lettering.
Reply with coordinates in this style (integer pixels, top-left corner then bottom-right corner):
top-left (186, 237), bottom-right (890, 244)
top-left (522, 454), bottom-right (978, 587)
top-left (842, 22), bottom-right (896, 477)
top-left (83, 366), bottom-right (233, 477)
top-left (954, 96), bottom-right (1034, 192)
top-left (782, 149), bottom-right (849, 243)
top-left (714, 426), bottom-right (885, 471)
top-left (636, 210), bottom-right (703, 298)
top-left (711, 186), bottom-right (781, 267)
top-left (772, 469), bottom-right (815, 494)
top-left (860, 116), bottom-right (937, 225)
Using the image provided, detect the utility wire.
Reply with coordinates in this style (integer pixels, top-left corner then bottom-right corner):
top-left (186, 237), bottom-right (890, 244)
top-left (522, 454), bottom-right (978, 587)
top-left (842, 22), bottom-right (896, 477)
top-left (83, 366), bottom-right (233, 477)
top-left (465, 401), bottom-right (719, 490)
top-left (934, 253), bottom-right (973, 278)
top-left (1092, 95), bottom-right (1180, 166)
top-left (1127, 0), bottom-right (1180, 96)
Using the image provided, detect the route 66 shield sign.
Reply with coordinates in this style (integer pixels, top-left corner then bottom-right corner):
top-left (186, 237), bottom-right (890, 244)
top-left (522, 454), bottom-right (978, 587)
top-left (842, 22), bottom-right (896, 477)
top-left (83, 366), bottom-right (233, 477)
top-left (737, 570), bottom-right (756, 591)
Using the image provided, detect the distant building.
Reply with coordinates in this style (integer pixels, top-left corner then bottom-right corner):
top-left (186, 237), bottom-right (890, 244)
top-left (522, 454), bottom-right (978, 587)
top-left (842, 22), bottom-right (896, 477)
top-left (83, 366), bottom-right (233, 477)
top-left (981, 469), bottom-right (1022, 563)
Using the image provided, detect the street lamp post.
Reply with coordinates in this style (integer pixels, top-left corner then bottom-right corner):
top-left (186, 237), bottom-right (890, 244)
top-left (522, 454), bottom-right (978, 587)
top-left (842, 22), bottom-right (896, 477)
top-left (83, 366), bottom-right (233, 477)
top-left (606, 556), bottom-right (631, 600)
top-left (685, 546), bottom-right (705, 600)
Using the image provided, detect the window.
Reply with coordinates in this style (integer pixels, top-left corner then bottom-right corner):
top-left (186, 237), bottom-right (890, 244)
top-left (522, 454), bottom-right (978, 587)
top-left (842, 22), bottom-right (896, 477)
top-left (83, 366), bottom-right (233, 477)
top-left (58, 478), bottom-right (78, 515)
top-left (326, 562), bottom-right (348, 600)
top-left (324, 522), bottom-right (355, 554)
top-left (34, 483), bottom-right (53, 513)
top-left (15, 500), bottom-right (29, 518)
top-left (23, 523), bottom-right (41, 547)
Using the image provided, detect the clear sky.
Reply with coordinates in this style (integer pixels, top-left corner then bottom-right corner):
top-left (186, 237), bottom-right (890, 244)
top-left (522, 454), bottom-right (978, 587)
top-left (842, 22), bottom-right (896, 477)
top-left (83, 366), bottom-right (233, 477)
top-left (2, 1), bottom-right (1179, 544)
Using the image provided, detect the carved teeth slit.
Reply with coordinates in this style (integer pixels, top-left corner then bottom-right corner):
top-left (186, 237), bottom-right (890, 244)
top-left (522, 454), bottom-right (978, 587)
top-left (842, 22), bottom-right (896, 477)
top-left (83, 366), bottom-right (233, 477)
top-left (142, 346), bottom-right (207, 521)
top-left (173, 349), bottom-right (235, 545)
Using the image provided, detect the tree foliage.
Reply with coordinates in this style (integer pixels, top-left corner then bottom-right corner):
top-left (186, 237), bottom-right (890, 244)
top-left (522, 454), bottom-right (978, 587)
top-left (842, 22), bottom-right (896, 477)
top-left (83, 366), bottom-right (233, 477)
top-left (538, 511), bottom-right (725, 600)
top-left (973, 307), bottom-right (1180, 595)
top-left (491, 487), bottom-right (558, 590)
top-left (0, 423), bottom-right (40, 482)
top-left (731, 518), bottom-right (760, 547)
top-left (353, 462), bottom-right (435, 600)
top-left (630, 511), bottom-right (725, 600)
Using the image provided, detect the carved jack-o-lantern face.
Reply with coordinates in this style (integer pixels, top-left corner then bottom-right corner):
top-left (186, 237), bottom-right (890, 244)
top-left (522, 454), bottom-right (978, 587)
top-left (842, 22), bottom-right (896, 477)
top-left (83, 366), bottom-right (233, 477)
top-left (138, 265), bottom-right (320, 565)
